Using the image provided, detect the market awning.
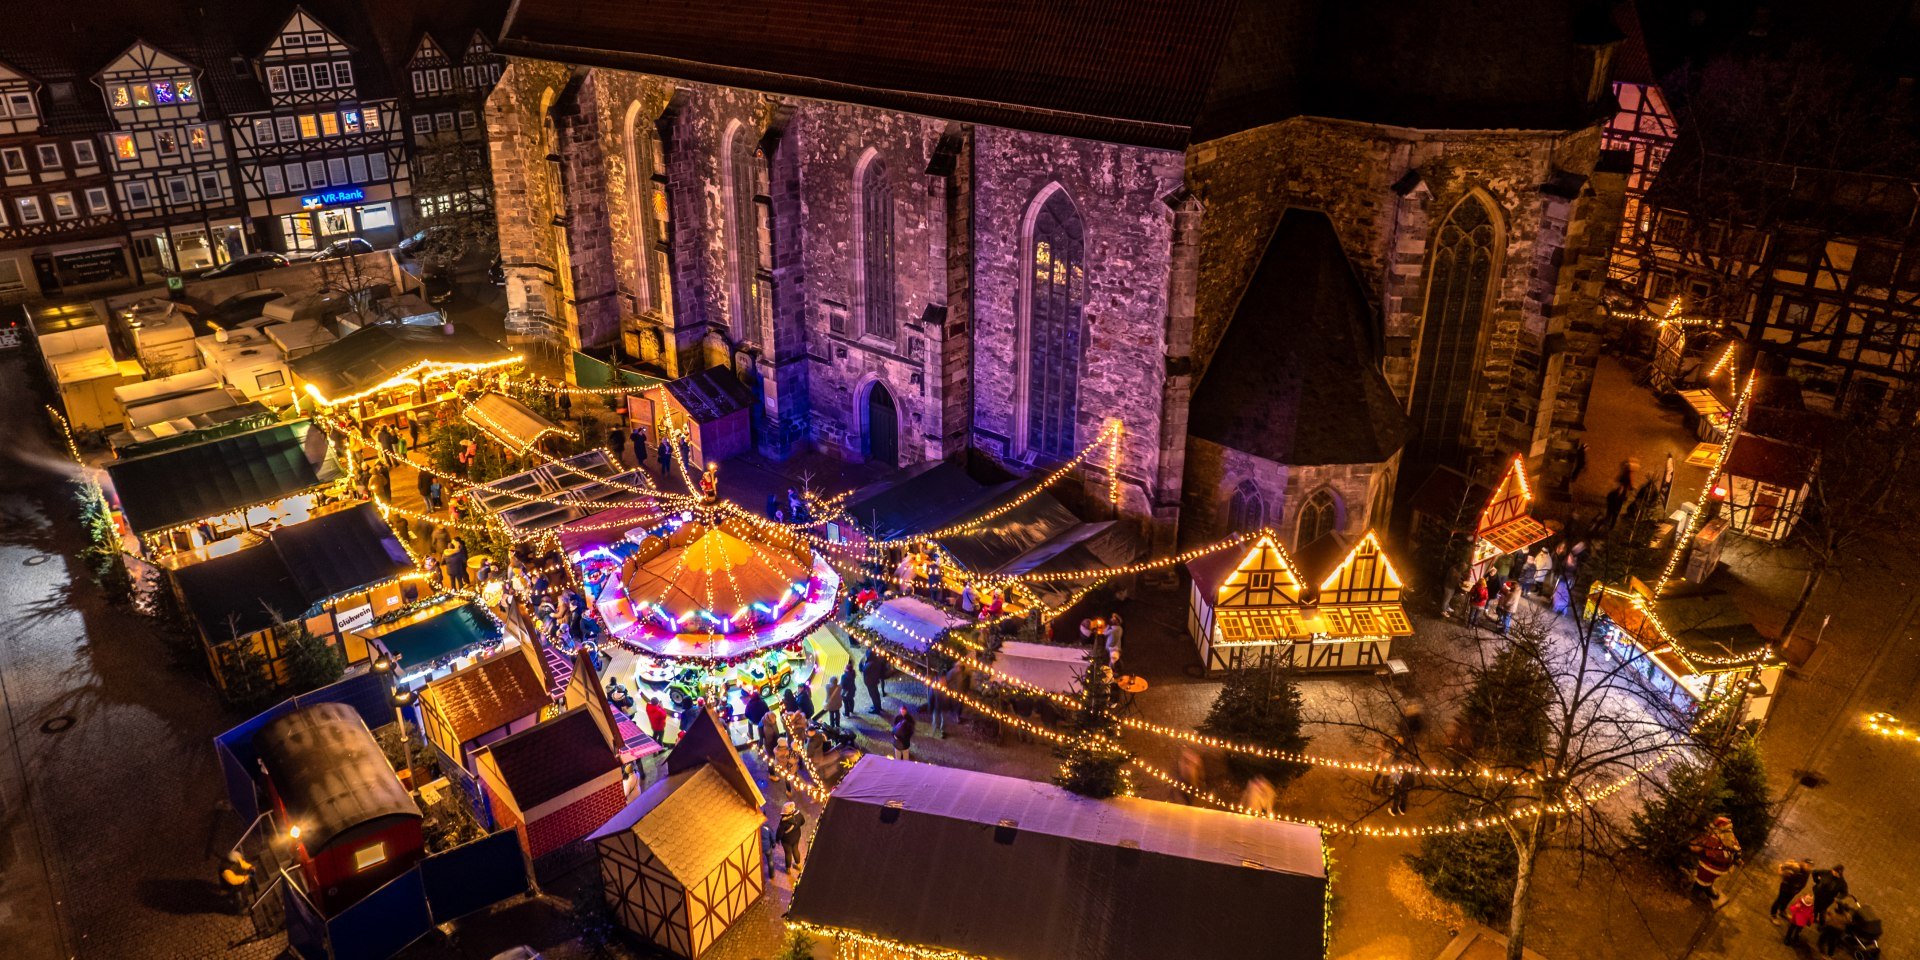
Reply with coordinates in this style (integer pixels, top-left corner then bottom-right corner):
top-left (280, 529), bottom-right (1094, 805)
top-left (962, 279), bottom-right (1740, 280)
top-left (995, 641), bottom-right (1089, 694)
top-left (288, 324), bottom-right (517, 406)
top-left (367, 600), bottom-right (502, 669)
top-left (106, 419), bottom-right (338, 535)
top-left (472, 449), bottom-right (653, 534)
top-left (463, 392), bottom-right (574, 453)
top-left (858, 596), bottom-right (967, 654)
top-left (1478, 515), bottom-right (1553, 557)
top-left (1678, 388), bottom-right (1733, 426)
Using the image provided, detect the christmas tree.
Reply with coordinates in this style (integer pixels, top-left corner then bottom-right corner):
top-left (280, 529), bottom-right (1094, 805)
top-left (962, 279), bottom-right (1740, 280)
top-left (1054, 659), bottom-right (1132, 798)
top-left (1200, 661), bottom-right (1311, 786)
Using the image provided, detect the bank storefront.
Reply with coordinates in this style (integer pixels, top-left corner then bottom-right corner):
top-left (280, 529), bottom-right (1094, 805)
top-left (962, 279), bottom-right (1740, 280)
top-left (265, 180), bottom-right (404, 254)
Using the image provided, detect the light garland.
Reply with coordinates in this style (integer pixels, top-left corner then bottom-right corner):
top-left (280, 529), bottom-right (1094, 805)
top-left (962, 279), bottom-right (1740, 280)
top-left (1106, 418), bottom-right (1124, 507)
top-left (1655, 370), bottom-right (1757, 595)
top-left (1866, 712), bottom-right (1920, 744)
top-left (1593, 585), bottom-right (1772, 669)
top-left (1708, 342), bottom-right (1738, 379)
top-left (978, 529), bottom-right (1265, 586)
top-left (301, 355), bottom-right (523, 408)
top-left (463, 397), bottom-right (577, 454)
top-left (786, 919), bottom-right (996, 960)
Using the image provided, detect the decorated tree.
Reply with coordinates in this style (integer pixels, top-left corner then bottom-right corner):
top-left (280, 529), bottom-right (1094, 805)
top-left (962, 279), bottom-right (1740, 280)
top-left (1054, 660), bottom-right (1130, 798)
top-left (1199, 660), bottom-right (1310, 786)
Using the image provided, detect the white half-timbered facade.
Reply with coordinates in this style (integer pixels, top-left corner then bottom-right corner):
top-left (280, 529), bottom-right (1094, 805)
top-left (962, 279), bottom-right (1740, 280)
top-left (93, 41), bottom-right (245, 276)
top-left (229, 8), bottom-right (409, 254)
top-left (0, 61), bottom-right (135, 301)
top-left (403, 29), bottom-right (500, 228)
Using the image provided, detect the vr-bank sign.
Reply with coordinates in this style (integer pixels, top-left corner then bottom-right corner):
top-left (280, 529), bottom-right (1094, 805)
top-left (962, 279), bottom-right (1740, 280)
top-left (300, 187), bottom-right (366, 210)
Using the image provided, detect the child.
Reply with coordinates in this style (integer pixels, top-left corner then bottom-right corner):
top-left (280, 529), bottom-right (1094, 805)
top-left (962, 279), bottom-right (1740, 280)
top-left (1784, 891), bottom-right (1816, 946)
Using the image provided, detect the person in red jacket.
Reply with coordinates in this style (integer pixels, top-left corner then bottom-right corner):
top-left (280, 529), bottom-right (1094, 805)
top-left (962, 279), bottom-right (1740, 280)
top-left (644, 697), bottom-right (670, 744)
top-left (1466, 577), bottom-right (1491, 629)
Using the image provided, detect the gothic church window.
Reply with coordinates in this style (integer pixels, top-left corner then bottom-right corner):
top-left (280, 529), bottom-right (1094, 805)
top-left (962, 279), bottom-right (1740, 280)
top-left (1409, 195), bottom-right (1499, 462)
top-left (1227, 482), bottom-right (1264, 534)
top-left (723, 121), bottom-right (770, 343)
top-left (1025, 189), bottom-right (1085, 461)
top-left (1297, 488), bottom-right (1341, 548)
top-left (626, 106), bottom-right (675, 326)
top-left (859, 155), bottom-right (895, 339)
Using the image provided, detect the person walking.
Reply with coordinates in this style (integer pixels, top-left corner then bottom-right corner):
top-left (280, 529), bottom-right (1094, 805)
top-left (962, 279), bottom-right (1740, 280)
top-left (1811, 864), bottom-right (1848, 918)
top-left (823, 676), bottom-right (844, 730)
top-left (890, 704), bottom-right (916, 760)
top-left (608, 425), bottom-right (626, 462)
top-left (1104, 614), bottom-right (1125, 672)
top-left (1819, 897), bottom-right (1860, 956)
top-left (942, 661), bottom-right (971, 727)
top-left (860, 647), bottom-right (889, 714)
top-left (1386, 770), bottom-right (1414, 816)
top-left (776, 802), bottom-right (807, 874)
top-left (1770, 858), bottom-right (1814, 924)
top-left (1784, 892), bottom-right (1816, 946)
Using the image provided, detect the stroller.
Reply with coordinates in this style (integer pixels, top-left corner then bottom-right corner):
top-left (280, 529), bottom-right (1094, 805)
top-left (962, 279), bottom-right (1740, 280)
top-left (1842, 902), bottom-right (1882, 960)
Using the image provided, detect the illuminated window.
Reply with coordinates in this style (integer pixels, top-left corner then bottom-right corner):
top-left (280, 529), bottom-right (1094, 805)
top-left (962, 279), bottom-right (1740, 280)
top-left (188, 126), bottom-right (210, 150)
top-left (320, 112), bottom-right (340, 136)
top-left (1408, 195), bottom-right (1499, 462)
top-left (859, 155), bottom-right (895, 339)
top-left (341, 110), bottom-right (361, 134)
top-left (113, 135), bottom-right (137, 160)
top-left (363, 109), bottom-right (380, 131)
top-left (298, 114), bottom-right (319, 139)
top-left (319, 208), bottom-right (352, 234)
top-left (111, 85), bottom-right (131, 108)
top-left (132, 84), bottom-right (152, 106)
top-left (154, 130), bottom-right (178, 155)
top-left (178, 81), bottom-right (196, 103)
top-left (1024, 189), bottom-right (1085, 460)
top-left (50, 192), bottom-right (76, 220)
top-left (16, 197), bottom-right (43, 223)
top-left (153, 80), bottom-right (175, 104)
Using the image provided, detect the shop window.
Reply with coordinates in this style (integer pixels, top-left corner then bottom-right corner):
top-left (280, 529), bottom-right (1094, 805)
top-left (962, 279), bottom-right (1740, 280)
top-left (320, 113), bottom-right (340, 137)
top-left (253, 119), bottom-right (276, 144)
top-left (360, 202), bottom-right (394, 229)
top-left (50, 192), bottom-right (76, 220)
top-left (16, 197), bottom-right (43, 223)
top-left (155, 130), bottom-right (178, 156)
top-left (36, 144), bottom-right (61, 168)
top-left (266, 67), bottom-right (287, 93)
top-left (84, 187), bottom-right (110, 213)
top-left (319, 208), bottom-right (352, 234)
top-left (298, 115), bottom-right (319, 139)
top-left (71, 140), bottom-right (96, 165)
top-left (1, 147), bottom-right (25, 173)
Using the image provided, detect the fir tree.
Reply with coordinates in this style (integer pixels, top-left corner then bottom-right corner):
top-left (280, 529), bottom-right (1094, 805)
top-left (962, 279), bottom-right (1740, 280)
top-left (1199, 661), bottom-right (1310, 786)
top-left (284, 623), bottom-right (346, 694)
top-left (1054, 660), bottom-right (1131, 798)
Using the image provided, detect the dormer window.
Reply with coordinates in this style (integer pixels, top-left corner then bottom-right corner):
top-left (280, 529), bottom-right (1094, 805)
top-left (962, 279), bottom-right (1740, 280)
top-left (132, 84), bottom-right (153, 107)
top-left (153, 81), bottom-right (175, 105)
top-left (178, 80), bottom-right (197, 103)
top-left (266, 66), bottom-right (287, 93)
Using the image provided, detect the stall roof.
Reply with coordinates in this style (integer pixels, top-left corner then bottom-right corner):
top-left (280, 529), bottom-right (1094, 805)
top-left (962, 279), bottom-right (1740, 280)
top-left (253, 702), bottom-right (419, 852)
top-left (661, 365), bottom-right (754, 423)
top-left (481, 707), bottom-right (619, 810)
top-left (287, 324), bottom-right (516, 404)
top-left (463, 392), bottom-right (573, 454)
top-left (423, 649), bottom-right (551, 745)
top-left (1725, 433), bottom-right (1818, 489)
top-left (589, 765), bottom-right (764, 881)
top-left (264, 319), bottom-right (338, 357)
top-left (172, 542), bottom-right (310, 640)
top-left (473, 450), bottom-right (653, 533)
top-left (270, 503), bottom-right (413, 603)
top-left (1599, 586), bottom-right (1767, 674)
top-left (371, 601), bottom-right (502, 668)
top-left (857, 596), bottom-right (968, 654)
top-left (106, 420), bottom-right (337, 535)
top-left (790, 757), bottom-right (1327, 960)
top-left (122, 387), bottom-right (247, 431)
top-left (995, 641), bottom-right (1091, 694)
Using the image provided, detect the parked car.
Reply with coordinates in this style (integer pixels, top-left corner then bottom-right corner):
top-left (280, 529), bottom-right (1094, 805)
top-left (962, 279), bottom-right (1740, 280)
top-left (396, 226), bottom-right (452, 260)
top-left (198, 252), bottom-right (289, 279)
top-left (421, 268), bottom-right (454, 304)
top-left (199, 288), bottom-right (288, 328)
top-left (309, 237), bottom-right (373, 261)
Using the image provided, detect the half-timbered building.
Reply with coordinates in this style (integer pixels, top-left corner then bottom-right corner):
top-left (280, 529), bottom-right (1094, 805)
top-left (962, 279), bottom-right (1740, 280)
top-left (0, 58), bottom-right (131, 302)
top-left (93, 41), bottom-right (246, 277)
top-left (228, 8), bottom-right (410, 255)
top-left (396, 25), bottom-right (503, 229)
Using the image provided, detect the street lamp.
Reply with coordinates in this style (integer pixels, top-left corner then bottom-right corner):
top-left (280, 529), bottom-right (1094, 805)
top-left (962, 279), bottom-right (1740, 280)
top-left (371, 654), bottom-right (418, 796)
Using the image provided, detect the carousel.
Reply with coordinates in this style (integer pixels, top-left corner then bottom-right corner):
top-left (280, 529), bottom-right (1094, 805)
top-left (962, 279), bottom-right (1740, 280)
top-left (565, 466), bottom-right (841, 712)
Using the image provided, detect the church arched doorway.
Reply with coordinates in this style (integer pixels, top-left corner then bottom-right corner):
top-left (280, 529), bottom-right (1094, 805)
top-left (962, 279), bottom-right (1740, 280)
top-left (864, 381), bottom-right (898, 467)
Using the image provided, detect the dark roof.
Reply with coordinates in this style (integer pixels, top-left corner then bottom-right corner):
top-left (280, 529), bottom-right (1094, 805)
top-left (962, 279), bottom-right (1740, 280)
top-left (1190, 210), bottom-right (1408, 467)
top-left (1726, 433), bottom-right (1818, 488)
top-left (482, 707), bottom-right (619, 809)
top-left (473, 449), bottom-right (655, 533)
top-left (106, 420), bottom-right (337, 535)
top-left (288, 323), bottom-right (515, 403)
top-left (363, 0), bottom-right (512, 75)
top-left (270, 502), bottom-right (413, 602)
top-left (253, 702), bottom-right (419, 852)
top-left (373, 601), bottom-right (502, 667)
top-left (423, 649), bottom-right (550, 744)
top-left (661, 704), bottom-right (761, 809)
top-left (500, 0), bottom-right (1617, 149)
top-left (844, 462), bottom-right (1019, 538)
top-left (663, 366), bottom-right (754, 423)
top-left (790, 757), bottom-right (1327, 960)
top-left (172, 542), bottom-right (309, 639)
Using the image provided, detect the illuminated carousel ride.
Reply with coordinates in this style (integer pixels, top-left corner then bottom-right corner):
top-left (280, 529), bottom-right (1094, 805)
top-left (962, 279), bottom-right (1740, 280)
top-left (568, 485), bottom-right (840, 713)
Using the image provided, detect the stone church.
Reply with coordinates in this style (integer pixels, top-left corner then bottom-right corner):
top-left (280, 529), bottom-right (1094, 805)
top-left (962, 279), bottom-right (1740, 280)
top-left (486, 0), bottom-right (1627, 556)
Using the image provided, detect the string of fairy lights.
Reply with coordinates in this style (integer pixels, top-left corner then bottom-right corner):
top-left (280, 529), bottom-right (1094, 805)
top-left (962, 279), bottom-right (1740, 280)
top-left (1654, 369), bottom-right (1759, 596)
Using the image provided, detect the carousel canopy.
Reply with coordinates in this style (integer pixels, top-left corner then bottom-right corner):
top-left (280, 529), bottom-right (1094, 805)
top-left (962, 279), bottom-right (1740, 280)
top-left (620, 519), bottom-right (810, 625)
top-left (464, 392), bottom-right (573, 454)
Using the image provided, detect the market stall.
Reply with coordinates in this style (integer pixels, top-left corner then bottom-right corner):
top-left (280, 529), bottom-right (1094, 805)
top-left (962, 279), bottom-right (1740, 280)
top-left (1467, 456), bottom-right (1553, 582)
top-left (1594, 583), bottom-right (1782, 723)
top-left (463, 391), bottom-right (575, 455)
top-left (1721, 432), bottom-right (1816, 543)
top-left (358, 597), bottom-right (510, 687)
top-left (1187, 531), bottom-right (1411, 674)
top-left (287, 323), bottom-right (519, 419)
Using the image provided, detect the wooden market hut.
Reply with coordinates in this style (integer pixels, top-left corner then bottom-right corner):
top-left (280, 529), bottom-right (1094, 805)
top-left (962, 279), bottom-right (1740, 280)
top-left (1187, 531), bottom-right (1411, 673)
top-left (651, 366), bottom-right (754, 467)
top-left (1594, 582), bottom-right (1784, 723)
top-left (1720, 433), bottom-right (1817, 543)
top-left (105, 418), bottom-right (341, 557)
top-left (287, 322), bottom-right (518, 413)
top-left (590, 707), bottom-right (766, 959)
top-left (253, 703), bottom-right (423, 916)
top-left (463, 391), bottom-right (576, 455)
top-left (1466, 456), bottom-right (1553, 581)
top-left (475, 706), bottom-right (629, 861)
top-left (419, 641), bottom-right (552, 772)
top-left (357, 598), bottom-right (506, 686)
top-left (790, 756), bottom-right (1328, 960)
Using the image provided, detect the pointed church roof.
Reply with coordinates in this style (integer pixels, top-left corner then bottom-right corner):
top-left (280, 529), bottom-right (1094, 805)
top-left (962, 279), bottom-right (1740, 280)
top-left (1190, 209), bottom-right (1409, 467)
